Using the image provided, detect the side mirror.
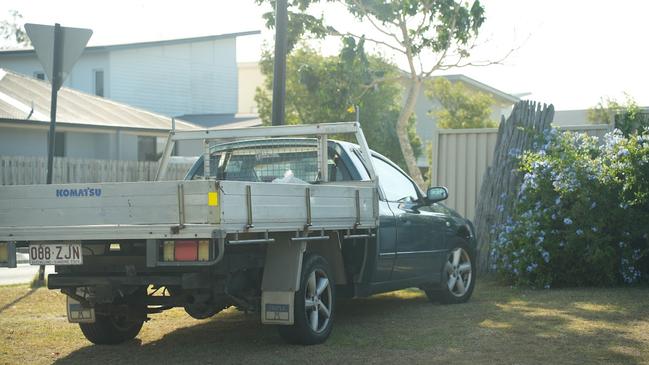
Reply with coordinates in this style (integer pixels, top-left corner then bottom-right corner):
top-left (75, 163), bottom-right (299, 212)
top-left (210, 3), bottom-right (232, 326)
top-left (426, 186), bottom-right (448, 203)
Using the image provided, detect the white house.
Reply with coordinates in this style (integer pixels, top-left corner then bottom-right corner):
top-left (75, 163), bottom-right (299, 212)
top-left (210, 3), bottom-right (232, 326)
top-left (406, 74), bottom-right (520, 167)
top-left (0, 31), bottom-right (259, 121)
top-left (0, 69), bottom-right (202, 160)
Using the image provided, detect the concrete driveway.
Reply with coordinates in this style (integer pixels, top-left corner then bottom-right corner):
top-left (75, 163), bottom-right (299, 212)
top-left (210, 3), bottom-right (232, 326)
top-left (0, 263), bottom-right (54, 285)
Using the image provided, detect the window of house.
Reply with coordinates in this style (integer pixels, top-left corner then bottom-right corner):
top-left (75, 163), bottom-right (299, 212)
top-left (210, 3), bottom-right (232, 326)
top-left (94, 70), bottom-right (104, 97)
top-left (138, 136), bottom-right (157, 161)
top-left (34, 72), bottom-right (45, 80)
top-left (53, 132), bottom-right (65, 157)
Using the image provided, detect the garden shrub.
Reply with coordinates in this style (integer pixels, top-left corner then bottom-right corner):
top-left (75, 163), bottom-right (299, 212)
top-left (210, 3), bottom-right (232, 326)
top-left (492, 129), bottom-right (649, 287)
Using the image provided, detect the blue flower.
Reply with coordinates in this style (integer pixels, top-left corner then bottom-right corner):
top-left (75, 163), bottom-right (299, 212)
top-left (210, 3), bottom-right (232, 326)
top-left (542, 251), bottom-right (551, 263)
top-left (555, 197), bottom-right (561, 205)
top-left (590, 201), bottom-right (597, 209)
top-left (617, 148), bottom-right (629, 157)
top-left (576, 229), bottom-right (584, 236)
top-left (563, 217), bottom-right (573, 225)
top-left (526, 262), bottom-right (538, 272)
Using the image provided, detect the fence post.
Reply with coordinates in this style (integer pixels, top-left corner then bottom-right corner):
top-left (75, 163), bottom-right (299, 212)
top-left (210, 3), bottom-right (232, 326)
top-left (430, 128), bottom-right (440, 187)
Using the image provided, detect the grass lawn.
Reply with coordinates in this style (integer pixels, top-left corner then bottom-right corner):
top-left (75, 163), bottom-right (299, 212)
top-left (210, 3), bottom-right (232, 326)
top-left (0, 279), bottom-right (648, 365)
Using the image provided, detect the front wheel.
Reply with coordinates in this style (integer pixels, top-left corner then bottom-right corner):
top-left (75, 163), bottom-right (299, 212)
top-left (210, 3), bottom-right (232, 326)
top-left (425, 244), bottom-right (475, 304)
top-left (278, 253), bottom-right (335, 345)
top-left (79, 312), bottom-right (144, 345)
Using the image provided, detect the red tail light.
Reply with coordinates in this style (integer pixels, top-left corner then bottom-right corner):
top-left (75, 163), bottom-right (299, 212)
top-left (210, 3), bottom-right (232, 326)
top-left (174, 240), bottom-right (198, 261)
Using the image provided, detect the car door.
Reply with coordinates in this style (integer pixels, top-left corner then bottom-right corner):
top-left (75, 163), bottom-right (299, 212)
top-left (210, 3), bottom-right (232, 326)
top-left (371, 156), bottom-right (447, 281)
top-left (372, 200), bottom-right (397, 282)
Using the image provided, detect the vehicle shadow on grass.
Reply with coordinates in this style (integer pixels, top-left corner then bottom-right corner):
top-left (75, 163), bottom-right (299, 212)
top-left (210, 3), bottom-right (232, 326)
top-left (0, 287), bottom-right (37, 314)
top-left (53, 285), bottom-right (648, 365)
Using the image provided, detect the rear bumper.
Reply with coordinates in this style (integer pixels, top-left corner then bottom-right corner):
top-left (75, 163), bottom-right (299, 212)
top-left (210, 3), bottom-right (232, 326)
top-left (47, 272), bottom-right (212, 290)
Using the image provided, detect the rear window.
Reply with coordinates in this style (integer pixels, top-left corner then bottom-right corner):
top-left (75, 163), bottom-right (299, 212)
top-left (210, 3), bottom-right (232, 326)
top-left (188, 144), bottom-right (351, 183)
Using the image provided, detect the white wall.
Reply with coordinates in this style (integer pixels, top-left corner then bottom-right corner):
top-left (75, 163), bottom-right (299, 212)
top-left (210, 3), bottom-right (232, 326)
top-left (109, 38), bottom-right (238, 117)
top-left (0, 55), bottom-right (44, 81)
top-left (0, 126), bottom-right (47, 156)
top-left (0, 51), bottom-right (110, 96)
top-left (238, 62), bottom-right (264, 114)
top-left (0, 37), bottom-right (238, 118)
top-left (0, 124), bottom-right (188, 161)
top-left (553, 109), bottom-right (591, 126)
top-left (64, 131), bottom-right (112, 159)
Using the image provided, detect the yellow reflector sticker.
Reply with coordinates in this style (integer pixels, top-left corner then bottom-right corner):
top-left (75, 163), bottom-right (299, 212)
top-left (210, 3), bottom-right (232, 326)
top-left (163, 241), bottom-right (175, 262)
top-left (0, 243), bottom-right (7, 262)
top-left (208, 192), bottom-right (218, 206)
top-left (198, 240), bottom-right (209, 261)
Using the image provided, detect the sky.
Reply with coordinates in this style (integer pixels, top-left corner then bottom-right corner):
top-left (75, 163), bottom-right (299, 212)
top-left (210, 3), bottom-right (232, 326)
top-left (2, 0), bottom-right (647, 110)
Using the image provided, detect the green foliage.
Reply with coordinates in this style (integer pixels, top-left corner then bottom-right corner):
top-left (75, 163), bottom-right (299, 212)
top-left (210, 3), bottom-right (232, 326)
top-left (344, 0), bottom-right (485, 55)
top-left (426, 78), bottom-right (497, 129)
top-left (492, 129), bottom-right (649, 288)
top-left (254, 40), bottom-right (421, 168)
top-left (0, 10), bottom-right (30, 49)
top-left (254, 0), bottom-right (333, 52)
top-left (587, 94), bottom-right (649, 136)
top-left (255, 0), bottom-right (487, 185)
top-left (256, 0), bottom-right (485, 59)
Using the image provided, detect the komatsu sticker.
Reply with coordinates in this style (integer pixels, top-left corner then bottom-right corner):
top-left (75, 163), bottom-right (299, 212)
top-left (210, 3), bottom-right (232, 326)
top-left (56, 188), bottom-right (102, 197)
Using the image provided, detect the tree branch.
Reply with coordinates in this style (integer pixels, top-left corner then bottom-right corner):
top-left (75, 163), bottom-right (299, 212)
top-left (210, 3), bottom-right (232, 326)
top-left (398, 13), bottom-right (418, 78)
top-left (354, 75), bottom-right (407, 101)
top-left (349, 0), bottom-right (404, 47)
top-left (330, 29), bottom-right (406, 55)
top-left (436, 46), bottom-right (516, 71)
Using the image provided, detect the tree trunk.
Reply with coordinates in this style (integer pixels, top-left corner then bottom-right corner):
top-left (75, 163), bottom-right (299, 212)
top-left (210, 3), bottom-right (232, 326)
top-left (397, 78), bottom-right (425, 189)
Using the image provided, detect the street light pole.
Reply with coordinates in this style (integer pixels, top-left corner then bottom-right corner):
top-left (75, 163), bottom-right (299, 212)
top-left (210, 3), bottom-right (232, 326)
top-left (271, 0), bottom-right (288, 126)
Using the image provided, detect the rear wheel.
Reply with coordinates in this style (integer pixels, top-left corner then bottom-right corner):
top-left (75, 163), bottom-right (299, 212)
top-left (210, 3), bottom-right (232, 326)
top-left (425, 244), bottom-right (475, 304)
top-left (79, 310), bottom-right (144, 345)
top-left (278, 253), bottom-right (335, 345)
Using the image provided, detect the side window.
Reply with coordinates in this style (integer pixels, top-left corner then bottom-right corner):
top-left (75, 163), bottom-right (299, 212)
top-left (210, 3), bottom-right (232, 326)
top-left (94, 70), bottom-right (105, 97)
top-left (371, 156), bottom-right (418, 202)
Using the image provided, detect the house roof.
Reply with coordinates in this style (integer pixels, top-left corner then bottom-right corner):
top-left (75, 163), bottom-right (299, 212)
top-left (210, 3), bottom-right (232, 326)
top-left (177, 113), bottom-right (262, 129)
top-left (0, 30), bottom-right (261, 56)
top-left (0, 68), bottom-right (201, 131)
top-left (436, 74), bottom-right (519, 103)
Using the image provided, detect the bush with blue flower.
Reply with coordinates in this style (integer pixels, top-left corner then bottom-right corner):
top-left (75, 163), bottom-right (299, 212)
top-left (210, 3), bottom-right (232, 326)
top-left (492, 129), bottom-right (649, 287)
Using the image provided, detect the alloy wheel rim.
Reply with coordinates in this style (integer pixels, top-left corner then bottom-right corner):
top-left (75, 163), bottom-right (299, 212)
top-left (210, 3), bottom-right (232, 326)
top-left (445, 248), bottom-right (472, 297)
top-left (304, 268), bottom-right (332, 333)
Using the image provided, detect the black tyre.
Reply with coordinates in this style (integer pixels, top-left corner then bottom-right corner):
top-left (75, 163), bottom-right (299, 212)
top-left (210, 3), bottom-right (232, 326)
top-left (425, 243), bottom-right (475, 304)
top-left (278, 254), bottom-right (335, 345)
top-left (79, 312), bottom-right (144, 345)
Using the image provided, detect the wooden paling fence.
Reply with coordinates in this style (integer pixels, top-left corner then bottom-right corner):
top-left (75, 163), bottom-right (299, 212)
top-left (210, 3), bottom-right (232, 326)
top-left (0, 156), bottom-right (193, 185)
